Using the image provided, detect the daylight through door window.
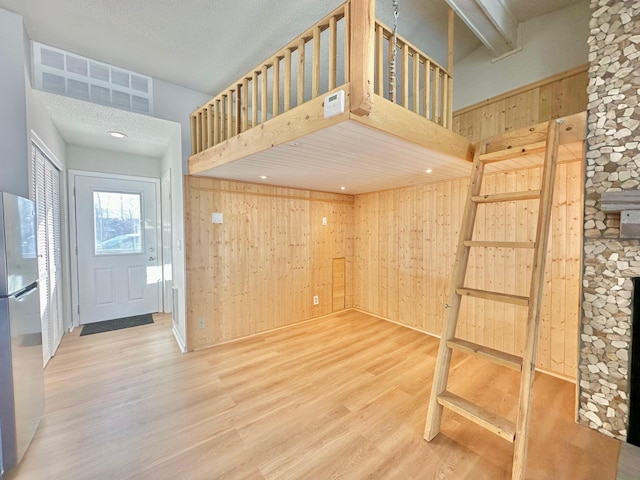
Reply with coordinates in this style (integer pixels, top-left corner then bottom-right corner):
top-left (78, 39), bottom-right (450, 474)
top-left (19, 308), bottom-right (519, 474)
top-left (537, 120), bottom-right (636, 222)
top-left (93, 191), bottom-right (143, 255)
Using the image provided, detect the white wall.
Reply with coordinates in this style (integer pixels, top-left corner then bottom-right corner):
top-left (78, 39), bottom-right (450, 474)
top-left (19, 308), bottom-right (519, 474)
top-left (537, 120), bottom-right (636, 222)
top-left (160, 130), bottom-right (187, 351)
top-left (0, 9), bottom-right (29, 197)
top-left (453, 0), bottom-right (590, 110)
top-left (66, 145), bottom-right (162, 178)
top-left (1, 6), bottom-right (202, 353)
top-left (25, 73), bottom-right (72, 334)
top-left (153, 79), bottom-right (211, 170)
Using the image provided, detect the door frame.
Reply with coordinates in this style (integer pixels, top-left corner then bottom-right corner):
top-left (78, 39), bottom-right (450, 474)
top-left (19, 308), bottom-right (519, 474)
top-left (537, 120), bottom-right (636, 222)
top-left (68, 170), bottom-right (162, 327)
top-left (160, 168), bottom-right (173, 314)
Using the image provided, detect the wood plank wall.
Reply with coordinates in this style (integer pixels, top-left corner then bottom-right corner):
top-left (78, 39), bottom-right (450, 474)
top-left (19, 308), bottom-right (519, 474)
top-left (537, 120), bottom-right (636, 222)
top-left (452, 65), bottom-right (588, 143)
top-left (185, 177), bottom-right (354, 349)
top-left (352, 159), bottom-right (583, 379)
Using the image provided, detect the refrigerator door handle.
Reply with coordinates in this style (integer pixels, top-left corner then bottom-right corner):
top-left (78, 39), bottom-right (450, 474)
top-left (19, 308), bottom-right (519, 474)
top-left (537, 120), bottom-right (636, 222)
top-left (14, 282), bottom-right (38, 301)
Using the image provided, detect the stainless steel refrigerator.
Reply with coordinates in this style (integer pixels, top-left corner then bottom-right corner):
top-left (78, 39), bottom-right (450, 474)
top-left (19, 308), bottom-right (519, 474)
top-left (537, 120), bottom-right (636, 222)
top-left (0, 193), bottom-right (44, 477)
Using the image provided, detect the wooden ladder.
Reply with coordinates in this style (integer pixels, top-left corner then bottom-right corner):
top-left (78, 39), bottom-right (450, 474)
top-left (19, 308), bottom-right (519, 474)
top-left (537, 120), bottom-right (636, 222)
top-left (423, 118), bottom-right (562, 480)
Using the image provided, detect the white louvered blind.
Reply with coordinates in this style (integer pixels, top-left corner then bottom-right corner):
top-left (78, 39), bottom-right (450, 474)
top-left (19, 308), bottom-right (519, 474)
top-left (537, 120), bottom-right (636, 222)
top-left (31, 143), bottom-right (63, 365)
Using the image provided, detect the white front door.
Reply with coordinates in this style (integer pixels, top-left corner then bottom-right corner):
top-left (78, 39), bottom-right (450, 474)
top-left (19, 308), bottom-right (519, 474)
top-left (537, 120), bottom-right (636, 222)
top-left (73, 174), bottom-right (161, 324)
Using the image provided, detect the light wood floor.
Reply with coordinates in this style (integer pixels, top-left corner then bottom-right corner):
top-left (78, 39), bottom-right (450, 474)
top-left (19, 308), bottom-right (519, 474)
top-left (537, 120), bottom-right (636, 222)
top-left (9, 311), bottom-right (619, 479)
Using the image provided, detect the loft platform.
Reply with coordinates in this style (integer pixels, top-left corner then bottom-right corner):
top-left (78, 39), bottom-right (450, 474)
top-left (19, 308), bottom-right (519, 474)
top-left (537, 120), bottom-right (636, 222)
top-left (188, 0), bottom-right (473, 194)
top-left (188, 0), bottom-right (587, 194)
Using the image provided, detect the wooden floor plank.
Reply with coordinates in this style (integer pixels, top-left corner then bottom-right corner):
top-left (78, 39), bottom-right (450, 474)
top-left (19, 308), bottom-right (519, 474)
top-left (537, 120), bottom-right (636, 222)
top-left (7, 312), bottom-right (620, 480)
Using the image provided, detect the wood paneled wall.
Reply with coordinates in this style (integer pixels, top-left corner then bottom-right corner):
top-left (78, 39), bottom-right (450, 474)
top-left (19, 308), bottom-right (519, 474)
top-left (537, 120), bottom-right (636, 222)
top-left (353, 159), bottom-right (583, 379)
top-left (185, 177), bottom-right (353, 349)
top-left (453, 65), bottom-right (588, 143)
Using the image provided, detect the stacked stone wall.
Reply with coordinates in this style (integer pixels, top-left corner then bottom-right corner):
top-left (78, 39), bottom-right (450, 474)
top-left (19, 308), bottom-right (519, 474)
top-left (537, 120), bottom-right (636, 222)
top-left (580, 0), bottom-right (640, 439)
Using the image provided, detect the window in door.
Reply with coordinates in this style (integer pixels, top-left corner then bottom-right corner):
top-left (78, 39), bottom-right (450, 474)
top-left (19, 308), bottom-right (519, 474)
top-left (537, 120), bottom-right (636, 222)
top-left (93, 191), bottom-right (143, 255)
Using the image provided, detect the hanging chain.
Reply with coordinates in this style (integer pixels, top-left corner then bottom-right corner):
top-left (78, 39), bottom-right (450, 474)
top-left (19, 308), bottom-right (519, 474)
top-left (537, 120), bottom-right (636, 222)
top-left (389, 0), bottom-right (399, 102)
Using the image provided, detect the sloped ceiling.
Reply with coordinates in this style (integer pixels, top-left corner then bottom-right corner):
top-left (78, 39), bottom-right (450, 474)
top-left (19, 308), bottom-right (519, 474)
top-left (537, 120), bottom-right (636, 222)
top-left (0, 0), bottom-right (581, 97)
top-left (0, 0), bottom-right (583, 162)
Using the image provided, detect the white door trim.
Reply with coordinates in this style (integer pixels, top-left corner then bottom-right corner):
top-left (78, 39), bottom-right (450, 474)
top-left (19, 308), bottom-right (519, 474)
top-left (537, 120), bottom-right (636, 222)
top-left (31, 130), bottom-right (63, 171)
top-left (160, 168), bottom-right (173, 313)
top-left (68, 170), bottom-right (162, 327)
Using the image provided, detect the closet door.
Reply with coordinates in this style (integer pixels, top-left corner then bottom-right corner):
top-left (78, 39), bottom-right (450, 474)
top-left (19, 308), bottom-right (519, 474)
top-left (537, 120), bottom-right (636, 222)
top-left (46, 159), bottom-right (63, 353)
top-left (32, 143), bottom-right (63, 366)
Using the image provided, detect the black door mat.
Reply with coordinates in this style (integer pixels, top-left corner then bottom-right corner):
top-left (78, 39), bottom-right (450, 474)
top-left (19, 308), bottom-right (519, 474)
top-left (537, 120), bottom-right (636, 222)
top-left (80, 314), bottom-right (154, 336)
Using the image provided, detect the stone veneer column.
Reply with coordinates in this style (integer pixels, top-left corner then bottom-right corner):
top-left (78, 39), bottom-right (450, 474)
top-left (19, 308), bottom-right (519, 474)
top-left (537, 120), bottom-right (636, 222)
top-left (579, 0), bottom-right (640, 439)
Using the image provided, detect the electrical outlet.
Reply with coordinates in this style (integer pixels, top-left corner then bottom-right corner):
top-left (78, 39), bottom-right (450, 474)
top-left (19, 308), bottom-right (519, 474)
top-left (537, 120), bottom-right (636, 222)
top-left (322, 217), bottom-right (327, 226)
top-left (198, 316), bottom-right (206, 329)
top-left (313, 295), bottom-right (319, 305)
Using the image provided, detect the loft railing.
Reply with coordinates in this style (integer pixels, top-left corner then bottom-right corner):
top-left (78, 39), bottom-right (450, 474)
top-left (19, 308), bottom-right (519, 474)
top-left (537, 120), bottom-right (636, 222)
top-left (190, 3), bottom-right (349, 156)
top-left (190, 0), bottom-right (453, 156)
top-left (374, 20), bottom-right (452, 128)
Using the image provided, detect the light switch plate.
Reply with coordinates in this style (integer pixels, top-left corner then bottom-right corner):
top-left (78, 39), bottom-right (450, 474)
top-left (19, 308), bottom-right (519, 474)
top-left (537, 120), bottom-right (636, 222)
top-left (212, 212), bottom-right (223, 224)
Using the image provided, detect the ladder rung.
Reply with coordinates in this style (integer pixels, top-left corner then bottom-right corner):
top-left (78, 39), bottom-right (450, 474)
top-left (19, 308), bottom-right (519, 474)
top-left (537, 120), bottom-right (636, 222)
top-left (456, 287), bottom-right (529, 306)
top-left (472, 190), bottom-right (541, 203)
top-left (463, 241), bottom-right (535, 249)
top-left (437, 391), bottom-right (515, 442)
top-left (447, 338), bottom-right (523, 371)
top-left (479, 141), bottom-right (547, 163)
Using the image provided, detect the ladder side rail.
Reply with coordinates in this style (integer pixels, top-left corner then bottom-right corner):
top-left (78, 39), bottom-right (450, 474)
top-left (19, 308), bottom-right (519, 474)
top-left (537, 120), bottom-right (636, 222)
top-left (424, 141), bottom-right (487, 441)
top-left (511, 119), bottom-right (561, 480)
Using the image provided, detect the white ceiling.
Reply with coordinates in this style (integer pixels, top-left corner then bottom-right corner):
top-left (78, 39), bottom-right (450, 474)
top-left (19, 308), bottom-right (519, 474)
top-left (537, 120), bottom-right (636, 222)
top-left (33, 90), bottom-right (179, 158)
top-left (1, 0), bottom-right (583, 166)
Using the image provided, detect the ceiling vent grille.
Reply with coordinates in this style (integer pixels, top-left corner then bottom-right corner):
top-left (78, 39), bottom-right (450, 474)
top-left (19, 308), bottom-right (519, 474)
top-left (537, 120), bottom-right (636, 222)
top-left (32, 42), bottom-right (153, 115)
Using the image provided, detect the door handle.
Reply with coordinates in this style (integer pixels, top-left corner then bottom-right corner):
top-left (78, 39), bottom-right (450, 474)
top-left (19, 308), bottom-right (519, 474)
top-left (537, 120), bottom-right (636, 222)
top-left (148, 256), bottom-right (156, 261)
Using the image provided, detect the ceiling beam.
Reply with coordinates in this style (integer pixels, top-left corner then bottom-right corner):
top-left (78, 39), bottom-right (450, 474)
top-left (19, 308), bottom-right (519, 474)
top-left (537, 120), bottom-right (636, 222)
top-left (445, 0), bottom-right (518, 58)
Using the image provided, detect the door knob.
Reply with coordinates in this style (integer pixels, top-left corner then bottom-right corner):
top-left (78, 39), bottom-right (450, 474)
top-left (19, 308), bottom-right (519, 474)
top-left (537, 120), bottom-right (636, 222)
top-left (149, 256), bottom-right (156, 261)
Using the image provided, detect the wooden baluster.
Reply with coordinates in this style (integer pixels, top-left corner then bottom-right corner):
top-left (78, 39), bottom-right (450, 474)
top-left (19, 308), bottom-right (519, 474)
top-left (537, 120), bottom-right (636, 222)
top-left (190, 114), bottom-right (197, 154)
top-left (329, 16), bottom-right (337, 90)
top-left (413, 56), bottom-right (420, 114)
top-left (213, 99), bottom-right (220, 145)
top-left (312, 26), bottom-right (321, 98)
top-left (284, 49), bottom-right (292, 112)
top-left (442, 74), bottom-right (449, 128)
top-left (202, 107), bottom-right (208, 149)
top-left (273, 58), bottom-right (280, 118)
top-left (344, 4), bottom-right (350, 82)
top-left (252, 71), bottom-right (258, 126)
top-left (242, 79), bottom-right (249, 132)
top-left (207, 104), bottom-right (214, 148)
top-left (196, 111), bottom-right (202, 152)
top-left (375, 25), bottom-right (383, 96)
top-left (402, 43), bottom-right (409, 109)
top-left (262, 66), bottom-right (268, 123)
top-left (297, 38), bottom-right (305, 106)
top-left (447, 8), bottom-right (454, 129)
top-left (433, 66), bottom-right (441, 125)
top-left (236, 85), bottom-right (242, 135)
top-left (226, 94), bottom-right (231, 138)
top-left (424, 60), bottom-right (431, 120)
top-left (222, 100), bottom-right (227, 142)
top-left (448, 76), bottom-right (454, 129)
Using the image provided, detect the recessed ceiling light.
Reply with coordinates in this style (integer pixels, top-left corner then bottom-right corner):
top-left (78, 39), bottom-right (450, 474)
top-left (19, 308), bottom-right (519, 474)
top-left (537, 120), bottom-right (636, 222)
top-left (108, 131), bottom-right (127, 139)
top-left (425, 168), bottom-right (433, 174)
top-left (340, 186), bottom-right (346, 191)
top-left (259, 175), bottom-right (269, 180)
top-left (290, 142), bottom-right (301, 147)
